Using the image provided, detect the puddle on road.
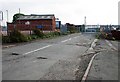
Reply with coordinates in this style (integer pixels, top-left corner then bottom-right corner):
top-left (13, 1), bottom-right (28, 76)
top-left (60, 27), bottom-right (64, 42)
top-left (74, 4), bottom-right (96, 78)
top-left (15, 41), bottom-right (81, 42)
top-left (36, 57), bottom-right (48, 59)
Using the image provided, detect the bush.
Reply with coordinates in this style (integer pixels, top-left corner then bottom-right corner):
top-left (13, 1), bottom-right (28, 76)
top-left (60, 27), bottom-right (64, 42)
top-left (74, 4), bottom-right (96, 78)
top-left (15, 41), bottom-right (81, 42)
top-left (44, 33), bottom-right (52, 38)
top-left (61, 33), bottom-right (68, 35)
top-left (43, 31), bottom-right (61, 38)
top-left (2, 36), bottom-right (11, 43)
top-left (53, 31), bottom-right (61, 36)
top-left (31, 35), bottom-right (39, 39)
top-left (33, 29), bottom-right (44, 38)
top-left (69, 30), bottom-right (77, 33)
top-left (27, 35), bottom-right (32, 41)
top-left (9, 29), bottom-right (28, 42)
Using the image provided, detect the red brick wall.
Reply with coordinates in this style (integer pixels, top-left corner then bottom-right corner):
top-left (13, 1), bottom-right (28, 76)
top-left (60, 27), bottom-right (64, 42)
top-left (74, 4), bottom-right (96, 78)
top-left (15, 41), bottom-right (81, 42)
top-left (52, 17), bottom-right (56, 31)
top-left (7, 19), bottom-right (56, 31)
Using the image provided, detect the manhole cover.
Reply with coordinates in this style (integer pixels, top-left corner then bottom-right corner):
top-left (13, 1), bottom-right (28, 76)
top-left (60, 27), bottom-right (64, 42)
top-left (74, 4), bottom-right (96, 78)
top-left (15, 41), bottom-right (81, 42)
top-left (37, 57), bottom-right (47, 59)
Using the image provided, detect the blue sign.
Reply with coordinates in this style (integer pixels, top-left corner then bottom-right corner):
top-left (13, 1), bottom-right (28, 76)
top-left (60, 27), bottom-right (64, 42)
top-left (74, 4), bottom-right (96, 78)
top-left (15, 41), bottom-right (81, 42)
top-left (37, 25), bottom-right (43, 28)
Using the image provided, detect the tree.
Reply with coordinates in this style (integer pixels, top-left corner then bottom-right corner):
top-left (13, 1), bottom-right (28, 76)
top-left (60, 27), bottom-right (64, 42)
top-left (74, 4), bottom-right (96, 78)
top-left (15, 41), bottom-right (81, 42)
top-left (13, 13), bottom-right (24, 22)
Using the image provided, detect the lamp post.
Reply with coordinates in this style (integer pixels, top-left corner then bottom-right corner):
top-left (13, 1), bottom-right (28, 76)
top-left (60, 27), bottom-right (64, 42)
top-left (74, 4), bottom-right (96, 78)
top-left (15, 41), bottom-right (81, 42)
top-left (84, 16), bottom-right (86, 32)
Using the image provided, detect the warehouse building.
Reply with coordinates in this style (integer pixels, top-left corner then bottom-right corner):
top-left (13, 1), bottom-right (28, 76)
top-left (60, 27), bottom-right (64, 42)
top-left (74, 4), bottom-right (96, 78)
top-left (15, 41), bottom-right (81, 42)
top-left (7, 14), bottom-right (56, 34)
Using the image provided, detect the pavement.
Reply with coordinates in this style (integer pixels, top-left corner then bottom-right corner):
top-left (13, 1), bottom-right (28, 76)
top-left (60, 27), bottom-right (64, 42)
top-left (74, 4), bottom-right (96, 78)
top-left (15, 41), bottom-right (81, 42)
top-left (2, 33), bottom-right (96, 80)
top-left (86, 39), bottom-right (119, 81)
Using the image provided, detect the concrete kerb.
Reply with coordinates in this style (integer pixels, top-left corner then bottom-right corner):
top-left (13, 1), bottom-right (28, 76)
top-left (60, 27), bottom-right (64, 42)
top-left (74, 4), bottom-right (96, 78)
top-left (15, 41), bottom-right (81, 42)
top-left (81, 39), bottom-right (98, 82)
top-left (88, 39), bottom-right (98, 51)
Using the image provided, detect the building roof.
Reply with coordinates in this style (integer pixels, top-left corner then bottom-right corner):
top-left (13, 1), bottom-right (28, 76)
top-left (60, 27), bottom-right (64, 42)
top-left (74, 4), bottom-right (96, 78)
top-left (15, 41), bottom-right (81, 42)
top-left (17, 14), bottom-right (55, 20)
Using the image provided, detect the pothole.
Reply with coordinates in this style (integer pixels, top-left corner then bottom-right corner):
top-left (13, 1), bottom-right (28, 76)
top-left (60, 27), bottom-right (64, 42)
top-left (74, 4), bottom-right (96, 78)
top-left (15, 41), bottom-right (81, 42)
top-left (11, 52), bottom-right (20, 55)
top-left (36, 57), bottom-right (48, 59)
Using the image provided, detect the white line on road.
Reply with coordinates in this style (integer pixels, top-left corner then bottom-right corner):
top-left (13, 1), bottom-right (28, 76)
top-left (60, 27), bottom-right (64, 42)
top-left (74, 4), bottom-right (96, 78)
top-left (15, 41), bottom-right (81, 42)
top-left (61, 38), bottom-right (72, 43)
top-left (105, 40), bottom-right (117, 51)
top-left (23, 45), bottom-right (52, 55)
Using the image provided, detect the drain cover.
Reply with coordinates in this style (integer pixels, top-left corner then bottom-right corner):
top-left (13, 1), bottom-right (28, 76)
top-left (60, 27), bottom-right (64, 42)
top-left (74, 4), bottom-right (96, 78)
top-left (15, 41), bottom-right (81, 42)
top-left (37, 57), bottom-right (47, 59)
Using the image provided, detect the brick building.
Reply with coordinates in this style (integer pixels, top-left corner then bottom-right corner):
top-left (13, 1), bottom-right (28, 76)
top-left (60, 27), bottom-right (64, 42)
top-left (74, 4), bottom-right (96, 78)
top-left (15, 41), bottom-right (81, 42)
top-left (7, 14), bottom-right (56, 34)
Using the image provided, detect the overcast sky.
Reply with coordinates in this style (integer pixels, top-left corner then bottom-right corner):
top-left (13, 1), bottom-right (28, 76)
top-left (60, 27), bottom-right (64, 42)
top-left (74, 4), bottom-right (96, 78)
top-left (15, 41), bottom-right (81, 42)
top-left (0, 0), bottom-right (119, 25)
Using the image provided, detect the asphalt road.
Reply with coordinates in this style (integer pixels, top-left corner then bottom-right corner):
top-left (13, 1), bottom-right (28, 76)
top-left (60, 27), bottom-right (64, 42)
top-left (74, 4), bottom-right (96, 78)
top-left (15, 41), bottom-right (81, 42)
top-left (2, 33), bottom-right (96, 80)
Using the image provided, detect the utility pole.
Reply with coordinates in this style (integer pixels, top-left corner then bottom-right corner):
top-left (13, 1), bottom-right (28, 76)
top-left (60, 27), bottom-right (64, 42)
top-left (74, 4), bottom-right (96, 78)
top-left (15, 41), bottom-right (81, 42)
top-left (19, 8), bottom-right (21, 24)
top-left (84, 16), bottom-right (86, 26)
top-left (84, 16), bottom-right (86, 32)
top-left (19, 8), bottom-right (20, 14)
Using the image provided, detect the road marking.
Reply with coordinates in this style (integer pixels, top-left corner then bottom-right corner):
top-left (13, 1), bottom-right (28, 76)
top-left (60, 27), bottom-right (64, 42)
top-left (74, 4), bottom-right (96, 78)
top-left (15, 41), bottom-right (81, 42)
top-left (23, 45), bottom-right (52, 55)
top-left (105, 40), bottom-right (117, 51)
top-left (61, 38), bottom-right (71, 43)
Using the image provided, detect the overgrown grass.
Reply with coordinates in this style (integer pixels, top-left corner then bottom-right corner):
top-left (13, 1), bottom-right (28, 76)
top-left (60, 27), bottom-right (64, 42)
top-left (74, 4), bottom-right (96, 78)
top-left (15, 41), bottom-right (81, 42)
top-left (2, 29), bottom-right (30, 43)
top-left (43, 31), bottom-right (61, 38)
top-left (2, 29), bottom-right (63, 43)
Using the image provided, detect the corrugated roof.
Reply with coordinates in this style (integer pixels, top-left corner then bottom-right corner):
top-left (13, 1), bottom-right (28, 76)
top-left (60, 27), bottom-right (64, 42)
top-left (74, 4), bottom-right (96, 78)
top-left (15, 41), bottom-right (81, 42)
top-left (17, 14), bottom-right (55, 20)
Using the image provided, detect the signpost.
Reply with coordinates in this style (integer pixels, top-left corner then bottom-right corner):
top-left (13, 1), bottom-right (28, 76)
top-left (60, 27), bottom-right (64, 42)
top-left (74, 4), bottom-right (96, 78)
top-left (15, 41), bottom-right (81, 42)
top-left (37, 25), bottom-right (44, 31)
top-left (37, 25), bottom-right (43, 29)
